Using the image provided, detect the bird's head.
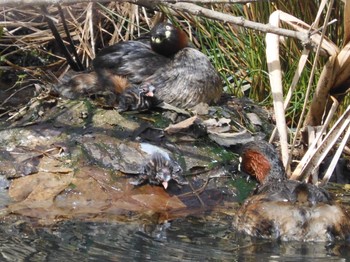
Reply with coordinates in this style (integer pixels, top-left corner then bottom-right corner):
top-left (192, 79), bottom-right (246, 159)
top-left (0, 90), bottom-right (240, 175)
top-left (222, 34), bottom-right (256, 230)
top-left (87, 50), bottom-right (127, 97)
top-left (240, 141), bottom-right (286, 184)
top-left (139, 83), bottom-right (156, 97)
top-left (155, 166), bottom-right (172, 189)
top-left (150, 22), bottom-right (188, 57)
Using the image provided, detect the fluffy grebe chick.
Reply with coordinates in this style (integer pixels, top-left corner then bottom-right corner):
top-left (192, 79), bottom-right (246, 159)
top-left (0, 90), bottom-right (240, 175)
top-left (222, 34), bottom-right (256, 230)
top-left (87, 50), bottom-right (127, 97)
top-left (235, 140), bottom-right (350, 242)
top-left (130, 152), bottom-right (188, 189)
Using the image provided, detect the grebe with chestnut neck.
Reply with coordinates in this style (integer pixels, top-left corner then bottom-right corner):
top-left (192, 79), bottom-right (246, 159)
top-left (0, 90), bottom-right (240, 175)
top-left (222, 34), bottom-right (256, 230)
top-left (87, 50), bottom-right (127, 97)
top-left (235, 140), bottom-right (350, 242)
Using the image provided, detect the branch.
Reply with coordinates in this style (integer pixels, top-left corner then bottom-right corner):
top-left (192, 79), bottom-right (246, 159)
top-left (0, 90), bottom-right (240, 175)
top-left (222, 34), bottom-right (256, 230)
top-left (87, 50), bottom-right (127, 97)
top-left (0, 0), bottom-right (262, 6)
top-left (0, 0), bottom-right (310, 44)
top-left (166, 2), bottom-right (310, 44)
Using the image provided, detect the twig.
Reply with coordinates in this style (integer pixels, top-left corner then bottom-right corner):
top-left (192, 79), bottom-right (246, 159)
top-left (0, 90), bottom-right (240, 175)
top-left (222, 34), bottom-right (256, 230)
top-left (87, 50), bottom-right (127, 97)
top-left (321, 123), bottom-right (350, 186)
top-left (291, 96), bottom-right (339, 180)
top-left (269, 48), bottom-right (310, 143)
top-left (291, 103), bottom-right (350, 182)
top-left (0, 0), bottom-right (311, 45)
top-left (166, 2), bottom-right (310, 44)
top-left (293, 0), bottom-right (334, 141)
top-left (0, 84), bottom-right (34, 107)
top-left (310, 19), bottom-right (337, 36)
top-left (178, 173), bottom-right (229, 200)
top-left (269, 18), bottom-right (339, 144)
top-left (186, 180), bottom-right (206, 206)
top-left (0, 0), bottom-right (267, 6)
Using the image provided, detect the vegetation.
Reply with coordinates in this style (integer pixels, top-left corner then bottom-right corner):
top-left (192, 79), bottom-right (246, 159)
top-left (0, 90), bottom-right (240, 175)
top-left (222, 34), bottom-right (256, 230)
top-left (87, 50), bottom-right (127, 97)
top-left (0, 0), bottom-right (349, 182)
top-left (0, 1), bottom-right (345, 118)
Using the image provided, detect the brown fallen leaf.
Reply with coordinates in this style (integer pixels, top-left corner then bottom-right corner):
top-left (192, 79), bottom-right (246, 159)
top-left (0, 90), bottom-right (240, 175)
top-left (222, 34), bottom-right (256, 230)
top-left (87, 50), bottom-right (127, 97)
top-left (164, 115), bottom-right (200, 135)
top-left (8, 172), bottom-right (74, 202)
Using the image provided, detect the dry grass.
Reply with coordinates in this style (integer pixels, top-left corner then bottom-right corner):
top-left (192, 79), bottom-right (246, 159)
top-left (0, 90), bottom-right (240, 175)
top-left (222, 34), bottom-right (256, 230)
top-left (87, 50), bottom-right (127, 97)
top-left (0, 3), bottom-right (159, 77)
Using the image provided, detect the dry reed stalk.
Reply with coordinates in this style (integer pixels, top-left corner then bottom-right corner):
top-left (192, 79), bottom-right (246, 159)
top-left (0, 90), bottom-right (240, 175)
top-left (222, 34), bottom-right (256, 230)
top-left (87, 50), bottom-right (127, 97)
top-left (265, 11), bottom-right (289, 171)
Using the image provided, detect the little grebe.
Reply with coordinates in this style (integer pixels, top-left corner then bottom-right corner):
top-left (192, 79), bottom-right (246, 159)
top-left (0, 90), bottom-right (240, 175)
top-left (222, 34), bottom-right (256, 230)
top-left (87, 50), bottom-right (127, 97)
top-left (130, 152), bottom-right (187, 189)
top-left (56, 22), bottom-right (222, 110)
top-left (94, 22), bottom-right (222, 109)
top-left (235, 140), bottom-right (350, 242)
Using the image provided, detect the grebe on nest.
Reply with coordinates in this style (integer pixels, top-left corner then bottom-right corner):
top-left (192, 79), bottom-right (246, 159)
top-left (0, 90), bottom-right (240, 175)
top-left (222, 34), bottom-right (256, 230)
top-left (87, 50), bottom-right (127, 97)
top-left (57, 22), bottom-right (222, 111)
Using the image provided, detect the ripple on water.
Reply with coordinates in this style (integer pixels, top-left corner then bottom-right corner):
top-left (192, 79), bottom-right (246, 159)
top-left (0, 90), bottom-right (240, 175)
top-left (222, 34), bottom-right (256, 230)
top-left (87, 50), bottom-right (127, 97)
top-left (0, 215), bottom-right (349, 261)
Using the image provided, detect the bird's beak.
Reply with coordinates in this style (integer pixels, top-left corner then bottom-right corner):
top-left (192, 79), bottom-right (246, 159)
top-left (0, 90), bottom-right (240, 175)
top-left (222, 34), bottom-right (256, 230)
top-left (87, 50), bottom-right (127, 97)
top-left (162, 181), bottom-right (168, 189)
top-left (145, 91), bottom-right (154, 97)
top-left (145, 85), bottom-right (155, 97)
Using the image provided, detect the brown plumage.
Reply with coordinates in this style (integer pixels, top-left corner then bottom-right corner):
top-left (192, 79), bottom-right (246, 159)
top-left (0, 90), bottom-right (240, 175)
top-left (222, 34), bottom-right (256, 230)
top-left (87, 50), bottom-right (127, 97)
top-left (235, 140), bottom-right (350, 242)
top-left (55, 71), bottom-right (143, 109)
top-left (54, 71), bottom-right (99, 99)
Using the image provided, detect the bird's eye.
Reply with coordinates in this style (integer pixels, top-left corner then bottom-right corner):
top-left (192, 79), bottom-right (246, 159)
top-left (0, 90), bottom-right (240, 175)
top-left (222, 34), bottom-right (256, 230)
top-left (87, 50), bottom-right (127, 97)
top-left (151, 36), bottom-right (162, 44)
top-left (138, 84), bottom-right (148, 93)
top-left (165, 30), bottom-right (171, 39)
top-left (165, 25), bottom-right (172, 30)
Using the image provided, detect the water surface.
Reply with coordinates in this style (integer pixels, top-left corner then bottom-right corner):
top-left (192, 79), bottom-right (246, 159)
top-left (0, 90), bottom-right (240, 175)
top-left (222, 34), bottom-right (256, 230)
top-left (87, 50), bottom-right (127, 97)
top-left (0, 215), bottom-right (349, 261)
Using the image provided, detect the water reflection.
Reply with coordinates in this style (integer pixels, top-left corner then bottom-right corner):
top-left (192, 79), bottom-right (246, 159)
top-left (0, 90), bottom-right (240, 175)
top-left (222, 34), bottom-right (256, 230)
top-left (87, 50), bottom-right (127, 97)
top-left (0, 216), bottom-right (349, 261)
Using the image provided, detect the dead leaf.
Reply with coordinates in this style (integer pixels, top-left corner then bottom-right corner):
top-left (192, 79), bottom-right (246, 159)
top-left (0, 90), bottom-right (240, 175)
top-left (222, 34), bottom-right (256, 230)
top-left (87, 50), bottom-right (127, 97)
top-left (9, 172), bottom-right (74, 202)
top-left (203, 118), bottom-right (231, 133)
top-left (208, 129), bottom-right (253, 147)
top-left (164, 116), bottom-right (200, 135)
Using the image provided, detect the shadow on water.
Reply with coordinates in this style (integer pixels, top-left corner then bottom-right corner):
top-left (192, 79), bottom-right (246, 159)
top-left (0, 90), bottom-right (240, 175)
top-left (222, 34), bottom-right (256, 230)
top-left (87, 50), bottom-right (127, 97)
top-left (0, 217), bottom-right (350, 261)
